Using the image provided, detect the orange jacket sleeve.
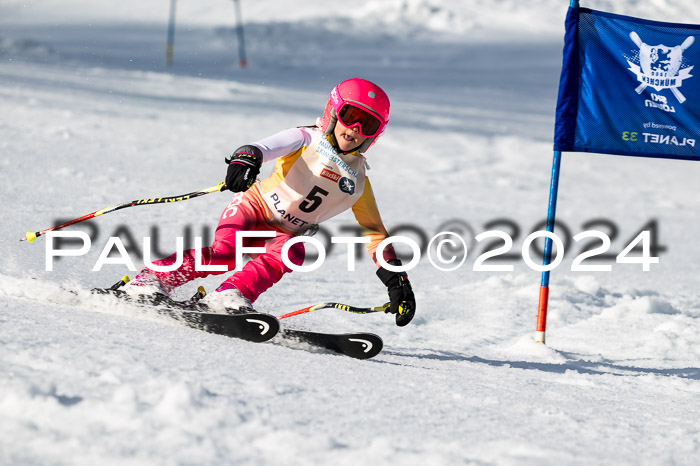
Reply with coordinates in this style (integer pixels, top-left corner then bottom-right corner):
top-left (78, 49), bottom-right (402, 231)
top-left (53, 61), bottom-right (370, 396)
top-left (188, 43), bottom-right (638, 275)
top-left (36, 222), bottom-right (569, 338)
top-left (351, 177), bottom-right (398, 266)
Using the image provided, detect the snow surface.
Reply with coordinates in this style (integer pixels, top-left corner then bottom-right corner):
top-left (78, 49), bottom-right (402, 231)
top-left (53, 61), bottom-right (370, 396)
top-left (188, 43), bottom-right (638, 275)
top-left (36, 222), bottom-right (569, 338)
top-left (1, 0), bottom-right (700, 464)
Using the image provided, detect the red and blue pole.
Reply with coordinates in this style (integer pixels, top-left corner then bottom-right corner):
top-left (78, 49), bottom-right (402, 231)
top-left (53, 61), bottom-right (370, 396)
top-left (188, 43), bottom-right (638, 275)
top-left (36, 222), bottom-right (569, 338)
top-left (536, 150), bottom-right (563, 343)
top-left (537, 0), bottom-right (579, 343)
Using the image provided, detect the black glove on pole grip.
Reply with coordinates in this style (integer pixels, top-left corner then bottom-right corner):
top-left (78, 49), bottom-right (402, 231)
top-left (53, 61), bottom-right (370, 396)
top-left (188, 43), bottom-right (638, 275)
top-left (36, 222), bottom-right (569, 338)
top-left (225, 145), bottom-right (263, 192)
top-left (376, 259), bottom-right (416, 326)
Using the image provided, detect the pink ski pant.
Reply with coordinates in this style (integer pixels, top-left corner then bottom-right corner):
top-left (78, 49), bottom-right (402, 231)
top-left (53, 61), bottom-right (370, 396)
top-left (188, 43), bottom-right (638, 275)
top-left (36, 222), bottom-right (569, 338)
top-left (147, 191), bottom-right (305, 303)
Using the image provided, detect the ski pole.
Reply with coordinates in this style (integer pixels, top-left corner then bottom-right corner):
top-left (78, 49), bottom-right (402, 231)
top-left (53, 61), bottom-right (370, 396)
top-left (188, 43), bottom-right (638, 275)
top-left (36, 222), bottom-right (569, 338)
top-left (21, 182), bottom-right (227, 243)
top-left (278, 302), bottom-right (391, 320)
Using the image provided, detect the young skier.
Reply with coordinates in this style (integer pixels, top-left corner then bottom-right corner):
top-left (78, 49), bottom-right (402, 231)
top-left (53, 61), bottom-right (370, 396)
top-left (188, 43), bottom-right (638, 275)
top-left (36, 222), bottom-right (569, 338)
top-left (127, 78), bottom-right (416, 326)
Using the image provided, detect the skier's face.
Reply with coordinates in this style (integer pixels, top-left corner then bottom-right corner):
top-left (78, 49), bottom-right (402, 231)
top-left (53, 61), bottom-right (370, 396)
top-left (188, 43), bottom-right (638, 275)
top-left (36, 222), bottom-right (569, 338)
top-left (334, 121), bottom-right (368, 152)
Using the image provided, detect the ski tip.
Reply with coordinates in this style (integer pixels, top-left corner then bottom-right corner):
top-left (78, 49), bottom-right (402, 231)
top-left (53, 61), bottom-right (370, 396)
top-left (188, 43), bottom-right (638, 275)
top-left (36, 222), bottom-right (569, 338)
top-left (188, 312), bottom-right (280, 342)
top-left (280, 329), bottom-right (383, 359)
top-left (349, 333), bottom-right (383, 359)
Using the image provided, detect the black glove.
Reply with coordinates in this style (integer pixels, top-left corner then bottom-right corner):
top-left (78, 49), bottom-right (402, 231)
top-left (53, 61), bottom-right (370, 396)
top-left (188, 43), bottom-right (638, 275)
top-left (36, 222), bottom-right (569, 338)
top-left (376, 259), bottom-right (416, 327)
top-left (225, 145), bottom-right (263, 192)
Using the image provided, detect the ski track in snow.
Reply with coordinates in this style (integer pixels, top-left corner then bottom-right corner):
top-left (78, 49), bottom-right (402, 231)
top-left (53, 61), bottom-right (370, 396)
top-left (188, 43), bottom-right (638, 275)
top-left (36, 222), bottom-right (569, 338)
top-left (1, 1), bottom-right (700, 464)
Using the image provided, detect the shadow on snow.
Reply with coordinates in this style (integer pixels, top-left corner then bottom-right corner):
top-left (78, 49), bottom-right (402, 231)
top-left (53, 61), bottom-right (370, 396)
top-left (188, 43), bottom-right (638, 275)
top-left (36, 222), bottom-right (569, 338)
top-left (381, 349), bottom-right (700, 380)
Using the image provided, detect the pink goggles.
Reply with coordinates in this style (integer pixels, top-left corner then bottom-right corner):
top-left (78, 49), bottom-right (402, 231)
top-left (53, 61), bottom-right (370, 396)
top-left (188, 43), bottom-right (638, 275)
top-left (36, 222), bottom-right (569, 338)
top-left (335, 102), bottom-right (386, 138)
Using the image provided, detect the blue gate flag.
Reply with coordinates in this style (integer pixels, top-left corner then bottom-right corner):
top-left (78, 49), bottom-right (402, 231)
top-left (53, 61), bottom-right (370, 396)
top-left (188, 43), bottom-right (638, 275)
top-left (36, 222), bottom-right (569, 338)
top-left (554, 7), bottom-right (700, 160)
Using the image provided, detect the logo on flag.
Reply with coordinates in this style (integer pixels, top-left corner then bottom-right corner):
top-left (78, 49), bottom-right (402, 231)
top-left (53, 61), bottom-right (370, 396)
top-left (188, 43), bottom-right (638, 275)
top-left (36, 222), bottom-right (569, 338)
top-left (625, 32), bottom-right (695, 103)
top-left (553, 7), bottom-right (699, 160)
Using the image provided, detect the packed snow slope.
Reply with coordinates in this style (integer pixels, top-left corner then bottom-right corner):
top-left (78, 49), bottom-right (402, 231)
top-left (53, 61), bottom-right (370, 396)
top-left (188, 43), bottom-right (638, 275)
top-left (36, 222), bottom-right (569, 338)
top-left (1, 1), bottom-right (700, 464)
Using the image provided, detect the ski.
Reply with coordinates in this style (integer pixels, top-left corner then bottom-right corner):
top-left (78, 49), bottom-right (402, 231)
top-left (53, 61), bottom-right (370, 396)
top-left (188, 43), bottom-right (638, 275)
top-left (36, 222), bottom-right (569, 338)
top-left (91, 287), bottom-right (279, 343)
top-left (92, 278), bottom-right (383, 358)
top-left (280, 328), bottom-right (383, 360)
top-left (168, 310), bottom-right (279, 343)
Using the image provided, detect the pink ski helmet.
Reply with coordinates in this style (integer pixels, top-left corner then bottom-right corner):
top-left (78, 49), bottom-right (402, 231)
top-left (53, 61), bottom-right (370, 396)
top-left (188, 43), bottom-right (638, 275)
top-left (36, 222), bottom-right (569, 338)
top-left (320, 78), bottom-right (390, 153)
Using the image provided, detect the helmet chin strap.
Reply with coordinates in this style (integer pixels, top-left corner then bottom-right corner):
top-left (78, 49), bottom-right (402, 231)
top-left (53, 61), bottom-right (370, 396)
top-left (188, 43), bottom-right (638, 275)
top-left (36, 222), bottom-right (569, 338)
top-left (356, 137), bottom-right (375, 154)
top-left (329, 132), bottom-right (341, 150)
